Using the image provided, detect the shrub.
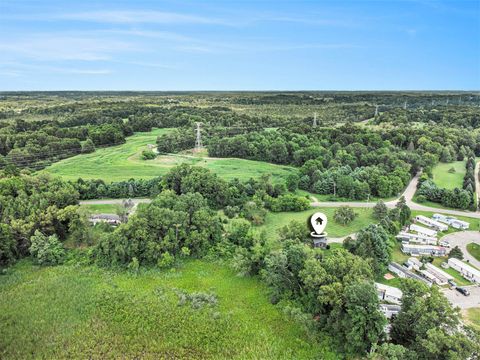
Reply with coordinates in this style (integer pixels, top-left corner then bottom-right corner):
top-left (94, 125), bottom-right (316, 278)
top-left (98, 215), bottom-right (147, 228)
top-left (29, 230), bottom-right (65, 266)
top-left (416, 195), bottom-right (427, 203)
top-left (333, 206), bottom-right (357, 225)
top-left (141, 149), bottom-right (157, 160)
top-left (157, 252), bottom-right (175, 268)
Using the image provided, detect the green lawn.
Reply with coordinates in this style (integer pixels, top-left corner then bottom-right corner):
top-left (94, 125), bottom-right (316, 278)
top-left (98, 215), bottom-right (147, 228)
top-left (80, 203), bottom-right (120, 214)
top-left (0, 260), bottom-right (335, 359)
top-left (42, 128), bottom-right (295, 183)
top-left (432, 160), bottom-right (466, 190)
top-left (466, 243), bottom-right (480, 262)
top-left (465, 308), bottom-right (480, 331)
top-left (257, 207), bottom-right (376, 240)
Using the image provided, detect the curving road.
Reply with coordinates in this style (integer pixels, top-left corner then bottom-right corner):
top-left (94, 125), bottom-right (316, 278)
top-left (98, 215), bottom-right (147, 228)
top-left (80, 172), bottom-right (480, 219)
top-left (442, 231), bottom-right (480, 269)
top-left (311, 172), bottom-right (480, 219)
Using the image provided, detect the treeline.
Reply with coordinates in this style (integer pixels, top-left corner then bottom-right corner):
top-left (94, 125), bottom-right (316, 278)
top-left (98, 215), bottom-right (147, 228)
top-left (417, 156), bottom-right (477, 210)
top-left (0, 173), bottom-right (84, 266)
top-left (374, 106), bottom-right (480, 129)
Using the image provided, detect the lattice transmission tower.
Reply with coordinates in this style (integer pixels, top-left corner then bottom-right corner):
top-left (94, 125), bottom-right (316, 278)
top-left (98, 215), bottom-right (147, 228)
top-left (195, 122), bottom-right (202, 151)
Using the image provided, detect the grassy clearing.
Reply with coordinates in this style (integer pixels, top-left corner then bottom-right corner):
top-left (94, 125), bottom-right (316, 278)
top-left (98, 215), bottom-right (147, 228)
top-left (0, 260), bottom-right (335, 359)
top-left (466, 243), bottom-right (480, 262)
top-left (257, 207), bottom-right (376, 240)
top-left (42, 128), bottom-right (295, 183)
top-left (80, 203), bottom-right (119, 214)
top-left (432, 160), bottom-right (466, 190)
top-left (464, 308), bottom-right (480, 331)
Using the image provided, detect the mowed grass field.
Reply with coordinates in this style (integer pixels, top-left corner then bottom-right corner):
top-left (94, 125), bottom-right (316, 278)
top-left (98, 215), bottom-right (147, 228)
top-left (0, 260), bottom-right (336, 359)
top-left (257, 207), bottom-right (376, 240)
top-left (42, 129), bottom-right (295, 182)
top-left (432, 160), bottom-right (466, 190)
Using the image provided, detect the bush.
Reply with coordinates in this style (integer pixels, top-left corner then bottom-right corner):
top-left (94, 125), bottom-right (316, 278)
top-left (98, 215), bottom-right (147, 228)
top-left (333, 206), bottom-right (357, 225)
top-left (157, 252), bottom-right (175, 268)
top-left (141, 149), bottom-right (157, 160)
top-left (416, 195), bottom-right (426, 203)
top-left (29, 230), bottom-right (65, 266)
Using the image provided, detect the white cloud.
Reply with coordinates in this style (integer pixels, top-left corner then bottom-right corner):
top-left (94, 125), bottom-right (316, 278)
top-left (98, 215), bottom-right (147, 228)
top-left (49, 10), bottom-right (227, 25)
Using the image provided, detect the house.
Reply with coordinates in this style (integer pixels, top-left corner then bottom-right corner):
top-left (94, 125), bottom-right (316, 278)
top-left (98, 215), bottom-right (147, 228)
top-left (401, 243), bottom-right (447, 257)
top-left (409, 224), bottom-right (437, 237)
top-left (388, 262), bottom-right (431, 286)
top-left (432, 214), bottom-right (469, 230)
top-left (448, 258), bottom-right (480, 283)
top-left (424, 263), bottom-right (454, 286)
top-left (376, 283), bottom-right (403, 305)
top-left (415, 215), bottom-right (448, 232)
top-left (406, 257), bottom-right (423, 271)
top-left (379, 304), bottom-right (401, 319)
top-left (88, 214), bottom-right (121, 226)
top-left (396, 231), bottom-right (437, 245)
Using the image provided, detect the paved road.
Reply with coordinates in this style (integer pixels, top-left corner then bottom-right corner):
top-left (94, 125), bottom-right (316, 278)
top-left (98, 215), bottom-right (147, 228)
top-left (442, 231), bottom-right (480, 269)
top-left (80, 172), bottom-right (480, 219)
top-left (441, 285), bottom-right (480, 309)
top-left (311, 172), bottom-right (480, 219)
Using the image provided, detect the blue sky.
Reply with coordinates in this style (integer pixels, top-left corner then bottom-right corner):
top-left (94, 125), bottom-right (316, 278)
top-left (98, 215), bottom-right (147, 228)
top-left (0, 0), bottom-right (479, 90)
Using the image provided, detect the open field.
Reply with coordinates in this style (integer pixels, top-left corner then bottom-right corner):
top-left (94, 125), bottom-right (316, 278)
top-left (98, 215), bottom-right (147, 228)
top-left (466, 243), bottom-right (480, 262)
top-left (42, 129), bottom-right (295, 182)
top-left (0, 260), bottom-right (334, 359)
top-left (432, 160), bottom-right (466, 190)
top-left (257, 207), bottom-right (376, 240)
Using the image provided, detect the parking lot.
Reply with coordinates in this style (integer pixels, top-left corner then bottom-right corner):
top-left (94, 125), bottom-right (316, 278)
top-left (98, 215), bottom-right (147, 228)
top-left (441, 285), bottom-right (480, 309)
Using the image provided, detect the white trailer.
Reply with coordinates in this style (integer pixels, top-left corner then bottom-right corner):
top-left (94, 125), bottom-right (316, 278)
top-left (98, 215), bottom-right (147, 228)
top-left (409, 224), bottom-right (437, 237)
top-left (432, 214), bottom-right (469, 230)
top-left (415, 215), bottom-right (448, 232)
top-left (396, 231), bottom-right (437, 245)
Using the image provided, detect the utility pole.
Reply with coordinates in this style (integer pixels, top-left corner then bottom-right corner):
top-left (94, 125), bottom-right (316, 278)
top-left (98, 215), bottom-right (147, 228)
top-left (374, 105), bottom-right (379, 116)
top-left (313, 112), bottom-right (318, 128)
top-left (195, 122), bottom-right (202, 151)
top-left (333, 181), bottom-right (336, 197)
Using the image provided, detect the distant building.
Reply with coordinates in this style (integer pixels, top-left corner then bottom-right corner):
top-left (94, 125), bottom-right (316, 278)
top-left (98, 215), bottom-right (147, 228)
top-left (415, 215), bottom-right (448, 232)
top-left (409, 224), bottom-right (437, 237)
top-left (401, 243), bottom-right (447, 257)
top-left (388, 262), bottom-right (431, 286)
top-left (89, 214), bottom-right (121, 226)
top-left (432, 214), bottom-right (469, 230)
top-left (375, 283), bottom-right (403, 305)
top-left (396, 231), bottom-right (437, 245)
top-left (448, 258), bottom-right (480, 283)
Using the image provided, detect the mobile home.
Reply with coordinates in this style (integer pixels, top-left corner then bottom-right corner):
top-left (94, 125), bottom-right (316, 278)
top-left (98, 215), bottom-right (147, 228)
top-left (409, 224), bottom-right (437, 237)
top-left (396, 231), bottom-right (437, 245)
top-left (415, 215), bottom-right (448, 232)
top-left (448, 258), bottom-right (480, 283)
top-left (401, 243), bottom-right (447, 257)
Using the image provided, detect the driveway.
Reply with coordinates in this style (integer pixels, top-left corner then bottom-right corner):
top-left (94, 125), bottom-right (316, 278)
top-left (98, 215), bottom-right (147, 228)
top-left (441, 231), bottom-right (480, 269)
top-left (441, 285), bottom-right (480, 309)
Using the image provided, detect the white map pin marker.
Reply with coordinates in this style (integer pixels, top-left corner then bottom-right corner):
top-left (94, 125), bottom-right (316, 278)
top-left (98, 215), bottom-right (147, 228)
top-left (310, 212), bottom-right (327, 236)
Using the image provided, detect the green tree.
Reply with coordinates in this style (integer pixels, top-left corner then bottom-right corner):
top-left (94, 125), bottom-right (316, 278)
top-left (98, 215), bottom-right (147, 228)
top-left (448, 246), bottom-right (464, 260)
top-left (344, 224), bottom-right (392, 275)
top-left (81, 138), bottom-right (95, 153)
top-left (29, 230), bottom-right (65, 266)
top-left (333, 206), bottom-right (357, 225)
top-left (373, 200), bottom-right (388, 220)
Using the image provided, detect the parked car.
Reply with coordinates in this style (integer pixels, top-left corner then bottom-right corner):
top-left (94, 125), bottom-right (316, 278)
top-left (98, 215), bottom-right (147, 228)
top-left (448, 279), bottom-right (457, 287)
top-left (456, 287), bottom-right (470, 296)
